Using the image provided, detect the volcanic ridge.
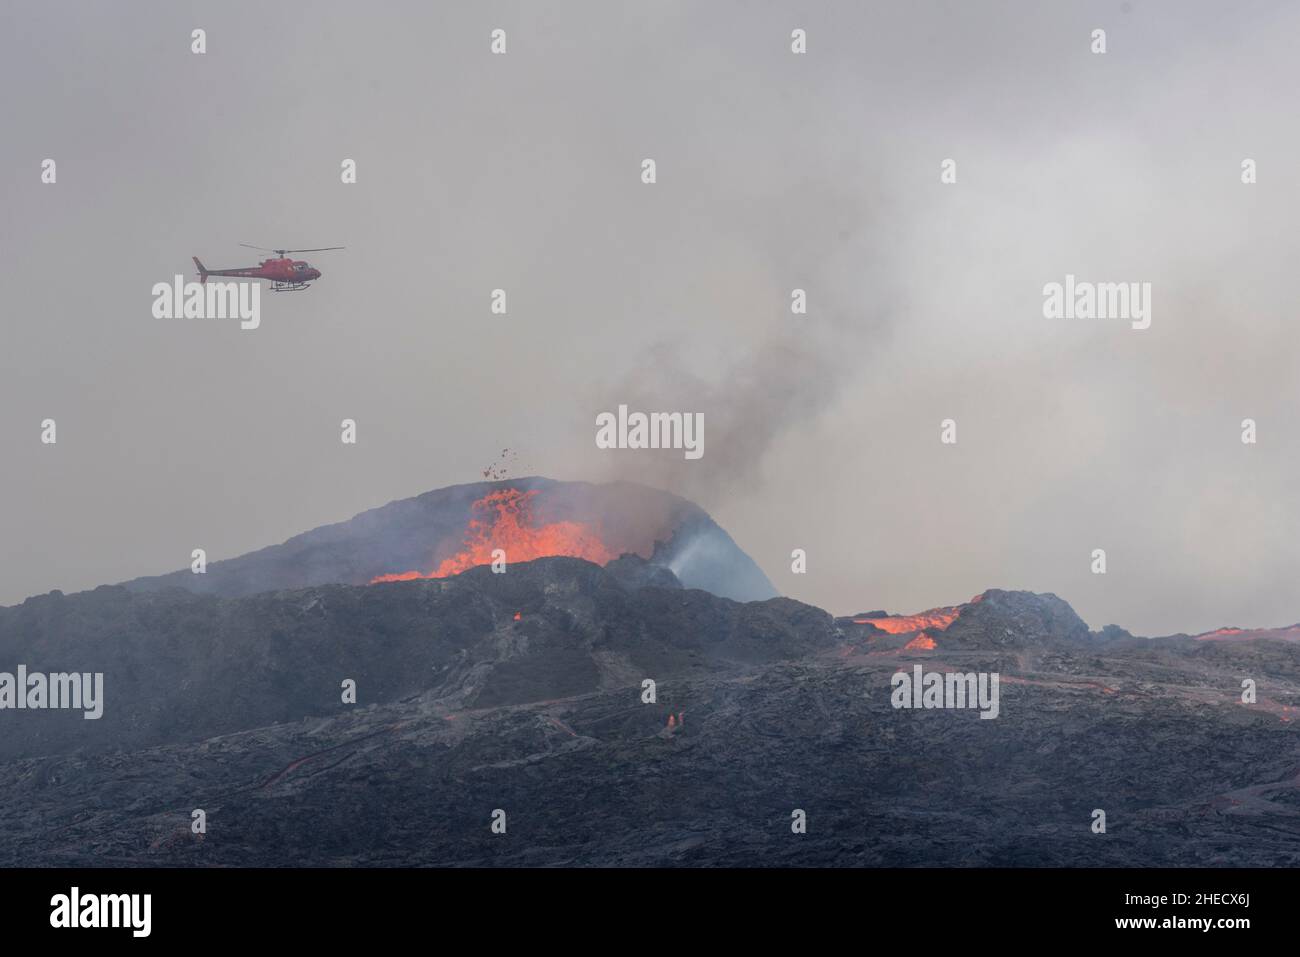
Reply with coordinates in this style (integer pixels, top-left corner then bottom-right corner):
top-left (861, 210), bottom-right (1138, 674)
top-left (1, 478), bottom-right (1296, 867)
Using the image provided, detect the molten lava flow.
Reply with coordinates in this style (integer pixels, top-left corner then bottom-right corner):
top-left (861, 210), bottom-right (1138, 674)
top-left (854, 608), bottom-right (961, 634)
top-left (370, 488), bottom-right (616, 583)
top-left (1196, 624), bottom-right (1300, 642)
top-left (903, 632), bottom-right (937, 651)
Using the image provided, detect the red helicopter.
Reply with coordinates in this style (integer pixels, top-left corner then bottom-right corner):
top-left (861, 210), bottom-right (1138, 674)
top-left (191, 243), bottom-right (344, 292)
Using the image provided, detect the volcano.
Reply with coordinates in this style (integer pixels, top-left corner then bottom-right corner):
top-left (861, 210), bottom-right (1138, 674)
top-left (120, 477), bottom-right (777, 603)
top-left (1, 480), bottom-right (1297, 868)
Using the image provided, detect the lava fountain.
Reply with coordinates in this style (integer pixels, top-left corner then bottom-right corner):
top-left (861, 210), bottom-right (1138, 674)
top-left (370, 488), bottom-right (619, 583)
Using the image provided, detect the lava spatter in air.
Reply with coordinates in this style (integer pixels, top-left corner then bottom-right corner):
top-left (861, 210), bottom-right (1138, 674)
top-left (371, 488), bottom-right (616, 583)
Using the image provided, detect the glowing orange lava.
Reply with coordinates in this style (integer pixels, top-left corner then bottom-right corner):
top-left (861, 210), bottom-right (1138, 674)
top-left (854, 609), bottom-right (960, 634)
top-left (370, 488), bottom-right (616, 583)
top-left (1196, 624), bottom-right (1300, 642)
top-left (903, 632), bottom-right (937, 650)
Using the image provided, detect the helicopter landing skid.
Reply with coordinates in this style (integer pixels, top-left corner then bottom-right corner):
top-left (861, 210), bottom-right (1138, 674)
top-left (270, 281), bottom-right (311, 292)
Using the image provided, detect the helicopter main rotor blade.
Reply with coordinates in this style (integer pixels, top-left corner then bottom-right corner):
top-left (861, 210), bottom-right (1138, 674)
top-left (237, 243), bottom-right (344, 257)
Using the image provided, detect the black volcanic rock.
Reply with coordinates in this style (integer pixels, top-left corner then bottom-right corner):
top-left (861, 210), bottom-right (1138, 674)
top-left (0, 555), bottom-right (828, 763)
top-left (1092, 624), bottom-right (1136, 643)
top-left (2, 552), bottom-right (1298, 868)
top-left (0, 622), bottom-right (1295, 868)
top-left (944, 589), bottom-right (1092, 648)
top-left (605, 553), bottom-right (683, 590)
top-left (115, 478), bottom-right (778, 604)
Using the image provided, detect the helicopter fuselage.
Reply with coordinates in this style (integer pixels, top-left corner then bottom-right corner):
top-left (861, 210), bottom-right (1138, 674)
top-left (201, 257), bottom-right (322, 284)
top-left (193, 245), bottom-right (340, 292)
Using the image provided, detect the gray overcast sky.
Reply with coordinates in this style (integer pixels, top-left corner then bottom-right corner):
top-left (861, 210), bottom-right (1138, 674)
top-left (1, 1), bottom-right (1297, 635)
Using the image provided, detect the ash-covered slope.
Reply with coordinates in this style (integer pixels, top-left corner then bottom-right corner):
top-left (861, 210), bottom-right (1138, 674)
top-left (2, 585), bottom-right (1296, 868)
top-left (116, 477), bottom-right (778, 603)
top-left (0, 556), bottom-right (828, 763)
top-left (2, 561), bottom-right (1297, 867)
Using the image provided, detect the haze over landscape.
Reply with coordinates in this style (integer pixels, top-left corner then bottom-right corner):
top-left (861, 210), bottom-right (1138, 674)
top-left (1, 3), bottom-right (1298, 882)
top-left (2, 0), bottom-right (1298, 636)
